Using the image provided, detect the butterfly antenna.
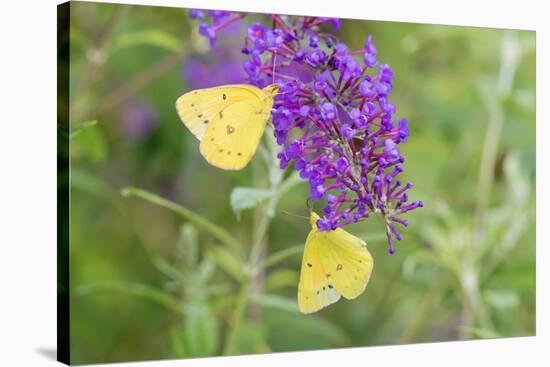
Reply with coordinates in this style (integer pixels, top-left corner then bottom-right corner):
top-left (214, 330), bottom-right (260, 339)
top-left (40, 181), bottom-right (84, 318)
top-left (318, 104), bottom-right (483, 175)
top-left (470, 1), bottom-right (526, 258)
top-left (281, 210), bottom-right (309, 220)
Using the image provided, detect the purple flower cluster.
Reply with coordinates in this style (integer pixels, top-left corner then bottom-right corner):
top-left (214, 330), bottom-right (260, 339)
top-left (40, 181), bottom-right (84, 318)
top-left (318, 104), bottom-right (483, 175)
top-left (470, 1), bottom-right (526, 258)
top-left (190, 12), bottom-right (422, 253)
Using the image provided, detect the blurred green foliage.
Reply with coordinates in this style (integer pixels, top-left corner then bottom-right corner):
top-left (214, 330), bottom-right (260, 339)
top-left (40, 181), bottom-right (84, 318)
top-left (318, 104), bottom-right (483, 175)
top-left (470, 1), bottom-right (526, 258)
top-left (68, 2), bottom-right (535, 364)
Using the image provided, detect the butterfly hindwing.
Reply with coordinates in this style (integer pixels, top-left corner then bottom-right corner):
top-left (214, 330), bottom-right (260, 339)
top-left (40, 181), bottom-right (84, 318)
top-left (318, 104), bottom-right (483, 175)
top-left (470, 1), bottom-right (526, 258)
top-left (297, 212), bottom-right (374, 313)
top-left (318, 228), bottom-right (373, 300)
top-left (297, 230), bottom-right (341, 314)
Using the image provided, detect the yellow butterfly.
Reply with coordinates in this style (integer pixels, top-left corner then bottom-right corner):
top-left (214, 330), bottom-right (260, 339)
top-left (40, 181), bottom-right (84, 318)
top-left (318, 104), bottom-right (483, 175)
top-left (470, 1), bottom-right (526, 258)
top-left (176, 84), bottom-right (279, 170)
top-left (298, 212), bottom-right (374, 314)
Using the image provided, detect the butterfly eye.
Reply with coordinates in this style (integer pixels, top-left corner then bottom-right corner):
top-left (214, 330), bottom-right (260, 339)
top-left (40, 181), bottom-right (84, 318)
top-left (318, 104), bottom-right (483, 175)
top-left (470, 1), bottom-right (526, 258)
top-left (222, 93), bottom-right (227, 100)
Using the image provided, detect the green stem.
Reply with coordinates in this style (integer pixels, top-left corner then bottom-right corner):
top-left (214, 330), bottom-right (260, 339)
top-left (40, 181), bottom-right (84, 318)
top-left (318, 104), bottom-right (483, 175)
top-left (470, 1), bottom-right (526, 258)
top-left (222, 282), bottom-right (251, 355)
top-left (249, 208), bottom-right (273, 265)
top-left (222, 209), bottom-right (272, 355)
top-left (223, 206), bottom-right (274, 355)
top-left (121, 187), bottom-right (242, 255)
top-left (222, 133), bottom-right (284, 355)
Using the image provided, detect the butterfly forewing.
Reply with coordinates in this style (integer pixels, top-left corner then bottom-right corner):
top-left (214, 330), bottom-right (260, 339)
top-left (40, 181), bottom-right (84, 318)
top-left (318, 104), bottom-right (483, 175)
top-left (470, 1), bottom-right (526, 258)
top-left (199, 97), bottom-right (269, 170)
top-left (175, 84), bottom-right (266, 141)
top-left (298, 231), bottom-right (341, 314)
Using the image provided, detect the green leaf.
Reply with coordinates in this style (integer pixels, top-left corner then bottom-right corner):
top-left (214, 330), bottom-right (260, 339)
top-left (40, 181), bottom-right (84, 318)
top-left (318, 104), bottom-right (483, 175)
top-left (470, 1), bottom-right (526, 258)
top-left (169, 326), bottom-right (187, 358)
top-left (485, 290), bottom-right (519, 311)
top-left (251, 294), bottom-right (299, 313)
top-left (112, 29), bottom-right (181, 52)
top-left (69, 120), bottom-right (97, 139)
top-left (196, 259), bottom-right (216, 284)
top-left (72, 120), bottom-right (107, 163)
top-left (183, 306), bottom-right (219, 357)
top-left (230, 187), bottom-right (273, 219)
top-left (121, 187), bottom-right (242, 255)
top-left (206, 245), bottom-right (246, 283)
top-left (176, 223), bottom-right (198, 272)
top-left (75, 282), bottom-right (184, 315)
top-left (154, 257), bottom-right (186, 283)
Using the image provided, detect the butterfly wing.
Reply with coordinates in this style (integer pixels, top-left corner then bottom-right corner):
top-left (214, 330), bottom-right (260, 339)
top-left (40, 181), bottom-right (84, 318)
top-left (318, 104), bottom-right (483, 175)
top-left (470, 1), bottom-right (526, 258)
top-left (317, 227), bottom-right (374, 300)
top-left (199, 96), bottom-right (271, 170)
top-left (175, 84), bottom-right (267, 141)
top-left (298, 230), bottom-right (342, 314)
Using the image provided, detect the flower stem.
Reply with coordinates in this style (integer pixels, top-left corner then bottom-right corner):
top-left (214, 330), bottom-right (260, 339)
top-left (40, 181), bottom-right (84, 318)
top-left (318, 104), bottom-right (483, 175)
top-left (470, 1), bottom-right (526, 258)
top-left (222, 133), bottom-right (285, 355)
top-left (222, 281), bottom-right (251, 355)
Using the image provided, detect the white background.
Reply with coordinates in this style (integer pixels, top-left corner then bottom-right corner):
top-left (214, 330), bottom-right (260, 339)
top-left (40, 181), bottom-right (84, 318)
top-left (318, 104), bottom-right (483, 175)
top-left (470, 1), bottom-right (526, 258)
top-left (0, 0), bottom-right (547, 365)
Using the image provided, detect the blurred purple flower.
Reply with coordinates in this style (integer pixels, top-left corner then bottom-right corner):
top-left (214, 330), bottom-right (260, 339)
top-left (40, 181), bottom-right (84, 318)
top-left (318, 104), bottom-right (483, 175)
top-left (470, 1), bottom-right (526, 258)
top-left (121, 100), bottom-right (158, 139)
top-left (190, 9), bottom-right (243, 47)
top-left (183, 52), bottom-right (245, 89)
